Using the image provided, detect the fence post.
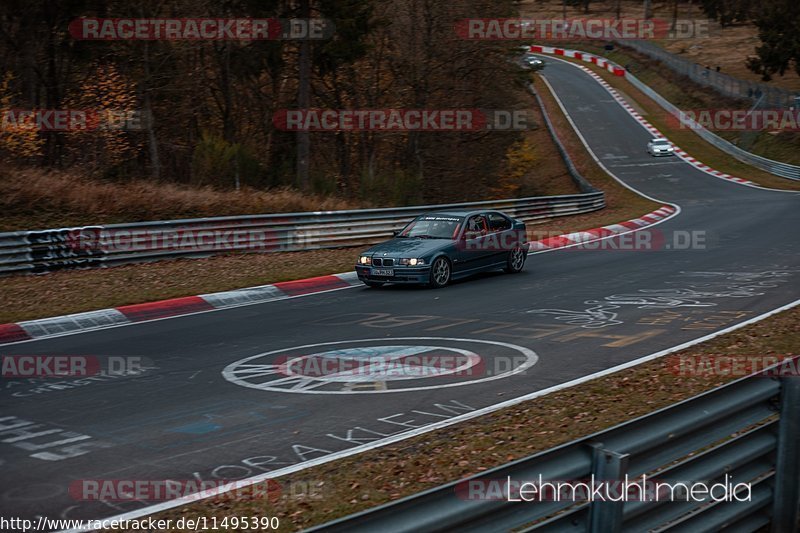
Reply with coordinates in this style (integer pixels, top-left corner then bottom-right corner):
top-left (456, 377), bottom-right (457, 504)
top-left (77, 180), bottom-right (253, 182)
top-left (771, 375), bottom-right (800, 532)
top-left (589, 444), bottom-right (629, 533)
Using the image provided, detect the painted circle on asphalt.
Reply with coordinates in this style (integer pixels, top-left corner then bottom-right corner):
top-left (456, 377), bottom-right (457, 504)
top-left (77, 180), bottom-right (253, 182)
top-left (282, 345), bottom-right (481, 382)
top-left (222, 337), bottom-right (538, 394)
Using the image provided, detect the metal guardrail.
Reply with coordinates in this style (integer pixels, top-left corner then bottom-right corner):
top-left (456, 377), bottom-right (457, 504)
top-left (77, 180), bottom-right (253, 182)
top-left (620, 40), bottom-right (799, 110)
top-left (0, 51), bottom-right (610, 277)
top-left (541, 43), bottom-right (800, 181)
top-left (622, 69), bottom-right (800, 181)
top-left (528, 83), bottom-right (597, 194)
top-left (0, 192), bottom-right (605, 275)
top-left (308, 356), bottom-right (800, 533)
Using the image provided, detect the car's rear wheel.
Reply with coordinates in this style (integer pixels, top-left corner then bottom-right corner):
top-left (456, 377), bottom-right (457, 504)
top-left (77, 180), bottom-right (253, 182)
top-left (364, 281), bottom-right (384, 288)
top-left (505, 246), bottom-right (526, 273)
top-left (429, 257), bottom-right (451, 288)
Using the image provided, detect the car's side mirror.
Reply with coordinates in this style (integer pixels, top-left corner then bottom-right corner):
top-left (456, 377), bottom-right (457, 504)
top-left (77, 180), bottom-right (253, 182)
top-left (392, 230), bottom-right (400, 237)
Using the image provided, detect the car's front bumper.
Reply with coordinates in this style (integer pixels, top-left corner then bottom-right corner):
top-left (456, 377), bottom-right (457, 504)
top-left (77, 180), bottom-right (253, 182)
top-left (650, 150), bottom-right (675, 157)
top-left (355, 264), bottom-right (432, 284)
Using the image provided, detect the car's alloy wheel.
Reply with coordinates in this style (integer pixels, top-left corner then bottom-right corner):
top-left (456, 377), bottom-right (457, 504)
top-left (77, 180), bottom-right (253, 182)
top-left (505, 246), bottom-right (526, 273)
top-left (429, 257), bottom-right (451, 288)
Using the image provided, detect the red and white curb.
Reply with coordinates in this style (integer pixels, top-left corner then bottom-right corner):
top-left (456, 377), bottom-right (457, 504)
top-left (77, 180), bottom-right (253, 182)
top-left (529, 205), bottom-right (676, 251)
top-left (0, 273), bottom-right (363, 345)
top-left (530, 45), bottom-right (757, 187)
top-left (530, 45), bottom-right (627, 77)
top-left (55, 302), bottom-right (797, 533)
top-left (0, 204), bottom-right (677, 345)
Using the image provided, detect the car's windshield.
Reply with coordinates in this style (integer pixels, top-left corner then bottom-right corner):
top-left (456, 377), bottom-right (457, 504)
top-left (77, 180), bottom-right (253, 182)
top-left (399, 215), bottom-right (463, 239)
top-left (653, 141), bottom-right (670, 147)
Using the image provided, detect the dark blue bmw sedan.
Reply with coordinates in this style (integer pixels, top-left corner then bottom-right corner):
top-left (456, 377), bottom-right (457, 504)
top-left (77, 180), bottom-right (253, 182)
top-left (355, 210), bottom-right (528, 288)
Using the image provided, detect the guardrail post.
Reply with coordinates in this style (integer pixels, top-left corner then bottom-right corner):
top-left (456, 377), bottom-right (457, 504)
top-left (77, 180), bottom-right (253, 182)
top-left (588, 443), bottom-right (629, 533)
top-left (771, 375), bottom-right (800, 533)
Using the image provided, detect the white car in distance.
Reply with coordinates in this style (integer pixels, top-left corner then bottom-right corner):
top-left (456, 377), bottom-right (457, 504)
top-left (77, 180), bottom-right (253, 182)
top-left (647, 138), bottom-right (675, 157)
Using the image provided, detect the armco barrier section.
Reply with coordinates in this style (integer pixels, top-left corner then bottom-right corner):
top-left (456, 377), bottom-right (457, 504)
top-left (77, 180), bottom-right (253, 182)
top-left (307, 356), bottom-right (800, 533)
top-left (528, 83), bottom-right (595, 194)
top-left (530, 45), bottom-right (800, 181)
top-left (0, 192), bottom-right (604, 275)
top-left (620, 40), bottom-right (798, 110)
top-left (622, 67), bottom-right (800, 182)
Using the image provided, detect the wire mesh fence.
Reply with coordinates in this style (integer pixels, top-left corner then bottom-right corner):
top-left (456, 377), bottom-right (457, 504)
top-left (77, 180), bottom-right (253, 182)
top-left (620, 40), bottom-right (800, 109)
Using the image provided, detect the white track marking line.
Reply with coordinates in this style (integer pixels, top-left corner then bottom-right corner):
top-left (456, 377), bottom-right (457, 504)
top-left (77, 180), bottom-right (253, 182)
top-left (60, 298), bottom-right (800, 532)
top-left (54, 58), bottom-right (799, 531)
top-left (535, 53), bottom-right (798, 194)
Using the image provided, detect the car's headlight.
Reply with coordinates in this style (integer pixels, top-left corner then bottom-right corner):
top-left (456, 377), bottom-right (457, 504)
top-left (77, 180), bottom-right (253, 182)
top-left (359, 256), bottom-right (372, 265)
top-left (399, 258), bottom-right (425, 266)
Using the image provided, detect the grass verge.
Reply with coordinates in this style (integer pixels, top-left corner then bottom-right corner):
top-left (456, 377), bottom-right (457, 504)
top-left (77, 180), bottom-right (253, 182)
top-left (531, 72), bottom-right (662, 221)
top-left (0, 84), bottom-right (579, 233)
top-left (543, 50), bottom-right (800, 191)
top-left (0, 168), bottom-right (361, 232)
top-left (0, 79), bottom-right (664, 325)
top-left (571, 42), bottom-right (800, 168)
top-left (518, 0), bottom-right (800, 91)
top-left (131, 304), bottom-right (798, 532)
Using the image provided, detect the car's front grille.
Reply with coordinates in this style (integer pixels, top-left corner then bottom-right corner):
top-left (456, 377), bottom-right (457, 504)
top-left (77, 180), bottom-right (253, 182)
top-left (383, 258), bottom-right (394, 267)
top-left (373, 257), bottom-right (382, 267)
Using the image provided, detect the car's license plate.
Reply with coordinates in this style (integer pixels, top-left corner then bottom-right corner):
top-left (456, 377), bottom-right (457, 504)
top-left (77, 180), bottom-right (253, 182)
top-left (370, 268), bottom-right (393, 277)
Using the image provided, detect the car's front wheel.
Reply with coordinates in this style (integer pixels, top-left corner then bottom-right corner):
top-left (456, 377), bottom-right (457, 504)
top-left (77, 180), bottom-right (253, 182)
top-left (429, 257), bottom-right (451, 288)
top-left (504, 246), bottom-right (526, 273)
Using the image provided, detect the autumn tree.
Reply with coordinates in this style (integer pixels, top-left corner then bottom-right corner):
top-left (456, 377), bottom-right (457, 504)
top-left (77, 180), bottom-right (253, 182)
top-left (65, 63), bottom-right (139, 170)
top-left (0, 72), bottom-right (44, 157)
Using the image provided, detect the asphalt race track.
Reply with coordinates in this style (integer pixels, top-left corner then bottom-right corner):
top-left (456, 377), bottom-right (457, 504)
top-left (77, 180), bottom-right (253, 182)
top-left (1, 59), bottom-right (798, 524)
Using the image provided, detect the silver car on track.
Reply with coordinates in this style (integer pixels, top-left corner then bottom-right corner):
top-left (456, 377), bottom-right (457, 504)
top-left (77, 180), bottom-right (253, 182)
top-left (647, 137), bottom-right (675, 157)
